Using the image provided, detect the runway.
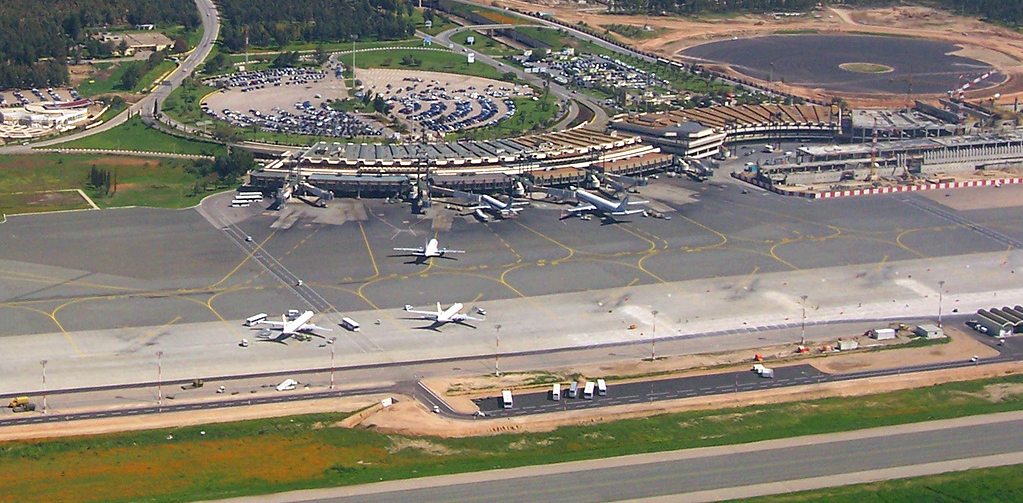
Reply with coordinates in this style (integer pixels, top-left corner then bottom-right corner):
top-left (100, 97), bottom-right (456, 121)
top-left (200, 411), bottom-right (1023, 503)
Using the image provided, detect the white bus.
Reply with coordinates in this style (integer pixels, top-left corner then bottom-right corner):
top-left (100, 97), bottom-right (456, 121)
top-left (597, 379), bottom-right (607, 396)
top-left (237, 191), bottom-right (263, 197)
top-left (502, 390), bottom-right (513, 408)
top-left (231, 202), bottom-right (250, 208)
top-left (244, 313), bottom-right (268, 326)
top-left (235, 194), bottom-right (263, 201)
top-left (341, 317), bottom-right (360, 332)
top-left (551, 383), bottom-right (561, 401)
top-left (583, 381), bottom-right (595, 400)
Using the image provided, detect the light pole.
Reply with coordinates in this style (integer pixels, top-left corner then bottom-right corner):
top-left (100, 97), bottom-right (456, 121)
top-left (650, 310), bottom-right (658, 361)
top-left (800, 295), bottom-right (808, 346)
top-left (40, 360), bottom-right (47, 414)
top-left (937, 280), bottom-right (946, 327)
top-left (351, 35), bottom-right (358, 92)
top-left (156, 350), bottom-right (163, 406)
top-left (329, 337), bottom-right (336, 390)
top-left (494, 324), bottom-right (502, 377)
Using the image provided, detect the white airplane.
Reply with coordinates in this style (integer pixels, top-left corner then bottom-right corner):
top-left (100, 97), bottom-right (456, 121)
top-left (253, 310), bottom-right (332, 342)
top-left (404, 302), bottom-right (483, 329)
top-left (393, 238), bottom-right (465, 260)
top-left (455, 190), bottom-right (528, 220)
top-left (548, 187), bottom-right (648, 220)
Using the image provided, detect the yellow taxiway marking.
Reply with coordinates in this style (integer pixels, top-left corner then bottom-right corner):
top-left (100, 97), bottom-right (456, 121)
top-left (210, 230), bottom-right (278, 289)
top-left (134, 316), bottom-right (182, 347)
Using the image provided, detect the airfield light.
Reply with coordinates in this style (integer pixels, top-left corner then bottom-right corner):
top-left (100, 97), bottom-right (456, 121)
top-left (938, 280), bottom-right (946, 327)
top-left (800, 295), bottom-right (808, 346)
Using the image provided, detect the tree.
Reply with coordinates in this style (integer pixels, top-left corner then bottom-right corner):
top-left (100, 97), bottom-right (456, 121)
top-left (172, 37), bottom-right (188, 53)
top-left (119, 64), bottom-right (143, 90)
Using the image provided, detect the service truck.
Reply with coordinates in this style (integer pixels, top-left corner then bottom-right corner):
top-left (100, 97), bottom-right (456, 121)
top-left (7, 396), bottom-right (36, 412)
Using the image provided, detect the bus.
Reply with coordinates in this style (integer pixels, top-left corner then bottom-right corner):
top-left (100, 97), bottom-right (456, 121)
top-left (502, 390), bottom-right (513, 408)
top-left (235, 193), bottom-right (263, 201)
top-left (551, 383), bottom-right (561, 401)
top-left (244, 313), bottom-right (267, 326)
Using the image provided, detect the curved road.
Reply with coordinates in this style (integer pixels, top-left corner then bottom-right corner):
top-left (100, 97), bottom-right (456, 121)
top-left (0, 0), bottom-right (220, 155)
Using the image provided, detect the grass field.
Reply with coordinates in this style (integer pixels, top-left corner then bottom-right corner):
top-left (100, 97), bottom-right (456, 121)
top-left (0, 154), bottom-right (216, 212)
top-left (727, 464), bottom-right (1023, 503)
top-left (77, 62), bottom-right (131, 97)
top-left (0, 190), bottom-right (91, 215)
top-left (58, 116), bottom-right (225, 156)
top-left (516, 26), bottom-right (570, 51)
top-left (448, 95), bottom-right (558, 141)
top-left (5, 372), bottom-right (1023, 502)
top-left (449, 30), bottom-right (517, 56)
top-left (355, 48), bottom-right (505, 80)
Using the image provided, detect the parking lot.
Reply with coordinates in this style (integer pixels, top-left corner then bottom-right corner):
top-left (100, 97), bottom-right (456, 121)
top-left (0, 87), bottom-right (82, 108)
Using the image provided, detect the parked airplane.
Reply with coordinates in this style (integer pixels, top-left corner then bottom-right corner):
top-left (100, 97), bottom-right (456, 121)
top-left (393, 238), bottom-right (465, 260)
top-left (404, 302), bottom-right (483, 329)
top-left (253, 310), bottom-right (332, 342)
top-left (454, 190), bottom-right (529, 220)
top-left (547, 187), bottom-right (648, 221)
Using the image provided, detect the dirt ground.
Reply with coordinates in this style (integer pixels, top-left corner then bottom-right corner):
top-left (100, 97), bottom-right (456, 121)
top-left (481, 0), bottom-right (1023, 107)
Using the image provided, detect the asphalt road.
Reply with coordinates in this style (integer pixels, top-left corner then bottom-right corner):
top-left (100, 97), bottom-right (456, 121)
top-left (202, 411), bottom-right (1023, 503)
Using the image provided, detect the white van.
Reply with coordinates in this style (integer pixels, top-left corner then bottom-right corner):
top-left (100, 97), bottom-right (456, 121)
top-left (244, 313), bottom-right (267, 326)
top-left (341, 317), bottom-right (360, 332)
top-left (597, 379), bottom-right (607, 396)
top-left (551, 383), bottom-right (561, 401)
top-left (568, 381), bottom-right (579, 398)
top-left (502, 390), bottom-right (513, 408)
top-left (583, 381), bottom-right (595, 400)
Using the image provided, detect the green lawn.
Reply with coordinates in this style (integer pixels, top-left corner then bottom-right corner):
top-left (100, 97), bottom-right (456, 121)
top-left (355, 48), bottom-right (505, 80)
top-left (58, 116), bottom-right (224, 156)
top-left (727, 464), bottom-right (1023, 503)
top-left (515, 26), bottom-right (570, 51)
top-left (0, 154), bottom-right (219, 212)
top-left (6, 370), bottom-right (1023, 503)
top-left (161, 81), bottom-right (220, 127)
top-left (77, 62), bottom-right (130, 97)
top-left (448, 95), bottom-right (558, 141)
top-left (134, 60), bottom-right (177, 93)
top-left (449, 30), bottom-right (517, 56)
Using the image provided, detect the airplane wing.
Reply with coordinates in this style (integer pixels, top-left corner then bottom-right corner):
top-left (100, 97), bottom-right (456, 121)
top-left (393, 247), bottom-right (425, 253)
top-left (298, 323), bottom-right (333, 332)
top-left (253, 320), bottom-right (285, 328)
top-left (626, 199), bottom-right (649, 205)
top-left (566, 204), bottom-right (597, 214)
top-left (612, 208), bottom-right (646, 216)
top-left (404, 309), bottom-right (440, 319)
top-left (438, 248), bottom-right (466, 254)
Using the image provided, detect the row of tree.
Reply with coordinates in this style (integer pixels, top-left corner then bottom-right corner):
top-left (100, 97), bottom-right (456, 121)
top-left (216, 0), bottom-right (416, 52)
top-left (608, 0), bottom-right (1023, 26)
top-left (0, 0), bottom-right (197, 90)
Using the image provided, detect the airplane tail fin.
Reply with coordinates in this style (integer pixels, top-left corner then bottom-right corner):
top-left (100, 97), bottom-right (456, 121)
top-left (616, 194), bottom-right (631, 212)
top-left (437, 301), bottom-right (443, 314)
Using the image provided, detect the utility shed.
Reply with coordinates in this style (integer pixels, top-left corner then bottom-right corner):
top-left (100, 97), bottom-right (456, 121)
top-left (837, 339), bottom-right (859, 351)
top-left (870, 328), bottom-right (896, 340)
top-left (914, 324), bottom-right (945, 339)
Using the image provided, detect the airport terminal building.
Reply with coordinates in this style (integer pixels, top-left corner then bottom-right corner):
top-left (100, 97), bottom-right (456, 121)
top-left (610, 104), bottom-right (841, 159)
top-left (250, 127), bottom-right (674, 196)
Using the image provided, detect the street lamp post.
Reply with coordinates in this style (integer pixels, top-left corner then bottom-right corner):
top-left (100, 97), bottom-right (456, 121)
top-left (494, 324), bottom-right (502, 377)
top-left (651, 310), bottom-right (658, 361)
top-left (156, 350), bottom-right (163, 406)
top-left (40, 360), bottom-right (47, 414)
top-left (800, 295), bottom-right (808, 346)
top-left (351, 35), bottom-right (358, 91)
top-left (938, 280), bottom-right (946, 327)
top-left (329, 337), bottom-right (336, 390)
